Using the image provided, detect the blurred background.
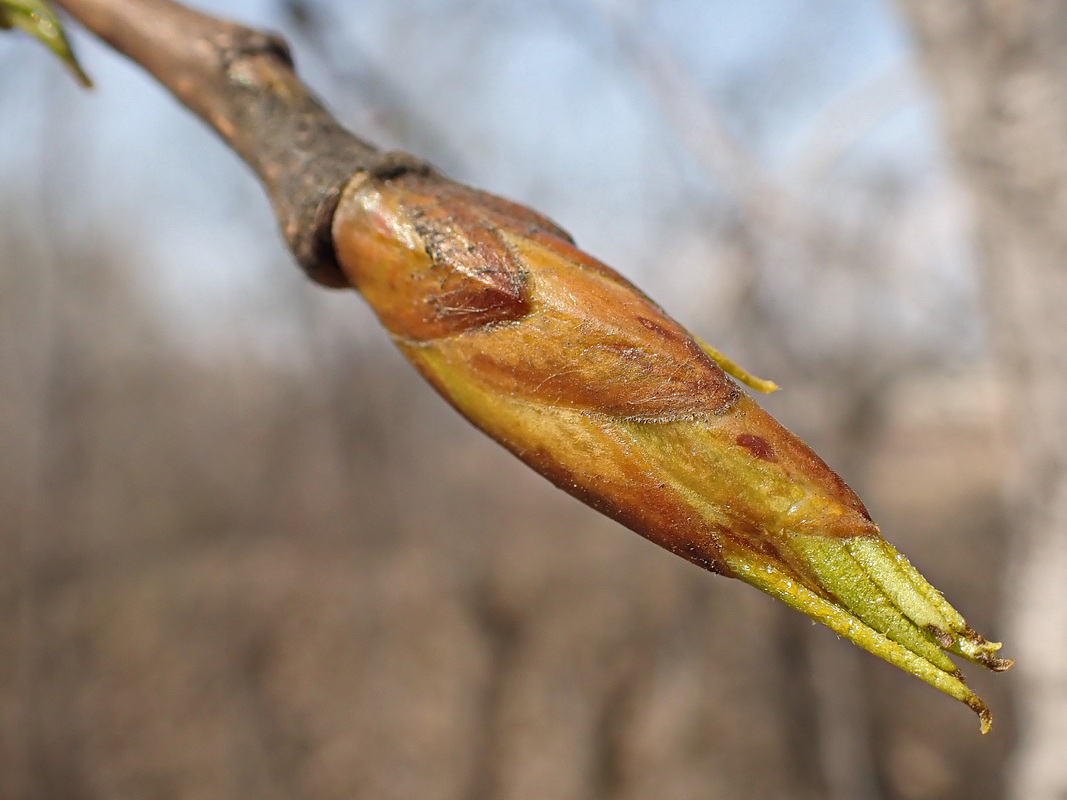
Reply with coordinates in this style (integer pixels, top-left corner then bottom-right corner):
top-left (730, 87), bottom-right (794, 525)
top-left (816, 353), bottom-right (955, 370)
top-left (2, 1), bottom-right (1063, 798)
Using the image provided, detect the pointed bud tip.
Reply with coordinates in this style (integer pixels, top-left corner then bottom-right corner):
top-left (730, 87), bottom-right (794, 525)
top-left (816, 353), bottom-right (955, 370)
top-left (981, 653), bottom-right (1015, 673)
top-left (1, 0), bottom-right (92, 87)
top-left (957, 629), bottom-right (1015, 672)
top-left (965, 695), bottom-right (994, 734)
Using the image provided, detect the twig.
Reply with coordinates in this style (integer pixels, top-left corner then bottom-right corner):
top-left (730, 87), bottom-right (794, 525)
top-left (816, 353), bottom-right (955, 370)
top-left (51, 0), bottom-right (403, 287)
top-left (586, 0), bottom-right (803, 236)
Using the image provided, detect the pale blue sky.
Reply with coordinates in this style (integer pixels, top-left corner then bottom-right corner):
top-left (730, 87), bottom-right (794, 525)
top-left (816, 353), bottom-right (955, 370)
top-left (1, 0), bottom-right (956, 356)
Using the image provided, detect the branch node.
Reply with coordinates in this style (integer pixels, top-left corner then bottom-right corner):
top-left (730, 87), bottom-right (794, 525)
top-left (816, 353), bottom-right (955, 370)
top-left (235, 30), bottom-right (293, 66)
top-left (368, 150), bottom-right (433, 181)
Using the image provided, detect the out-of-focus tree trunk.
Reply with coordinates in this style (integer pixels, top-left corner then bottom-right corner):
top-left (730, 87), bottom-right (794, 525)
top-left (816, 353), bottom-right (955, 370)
top-left (897, 3), bottom-right (1067, 798)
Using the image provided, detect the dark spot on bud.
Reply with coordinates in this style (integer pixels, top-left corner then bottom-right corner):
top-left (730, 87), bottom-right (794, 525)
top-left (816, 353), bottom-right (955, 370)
top-left (927, 625), bottom-right (955, 648)
top-left (736, 433), bottom-right (777, 462)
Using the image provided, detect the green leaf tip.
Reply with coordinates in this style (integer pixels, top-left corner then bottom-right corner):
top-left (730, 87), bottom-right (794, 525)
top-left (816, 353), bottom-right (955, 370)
top-left (1, 0), bottom-right (92, 87)
top-left (724, 533), bottom-right (1010, 733)
top-left (695, 337), bottom-right (779, 393)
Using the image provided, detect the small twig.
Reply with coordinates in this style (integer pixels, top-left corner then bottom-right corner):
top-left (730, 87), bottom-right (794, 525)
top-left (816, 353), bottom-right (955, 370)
top-left (586, 0), bottom-right (802, 235)
top-left (785, 59), bottom-right (918, 185)
top-left (51, 0), bottom-right (416, 287)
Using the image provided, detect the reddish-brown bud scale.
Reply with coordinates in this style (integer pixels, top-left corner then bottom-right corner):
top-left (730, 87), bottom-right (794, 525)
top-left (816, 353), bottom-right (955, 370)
top-left (332, 163), bottom-right (1011, 731)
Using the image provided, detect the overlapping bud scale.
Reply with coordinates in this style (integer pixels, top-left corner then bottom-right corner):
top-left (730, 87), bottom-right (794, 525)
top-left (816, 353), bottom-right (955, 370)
top-left (332, 165), bottom-right (1012, 732)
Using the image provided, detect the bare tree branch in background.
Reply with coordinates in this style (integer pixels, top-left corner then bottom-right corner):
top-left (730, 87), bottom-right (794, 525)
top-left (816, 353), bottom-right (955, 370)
top-left (785, 59), bottom-right (918, 186)
top-left (897, 3), bottom-right (1067, 798)
top-left (587, 6), bottom-right (979, 798)
top-left (586, 0), bottom-right (803, 238)
top-left (0, 3), bottom-right (1015, 797)
top-left (279, 0), bottom-right (469, 174)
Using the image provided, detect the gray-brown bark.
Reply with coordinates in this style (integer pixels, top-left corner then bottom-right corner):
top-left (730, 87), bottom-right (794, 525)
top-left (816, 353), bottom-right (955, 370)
top-left (897, 3), bottom-right (1067, 797)
top-left (50, 0), bottom-right (406, 288)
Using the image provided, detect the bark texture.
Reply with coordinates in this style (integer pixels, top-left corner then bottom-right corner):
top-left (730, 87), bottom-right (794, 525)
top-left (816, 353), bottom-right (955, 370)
top-left (50, 0), bottom-right (402, 287)
top-left (897, 3), bottom-right (1067, 797)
